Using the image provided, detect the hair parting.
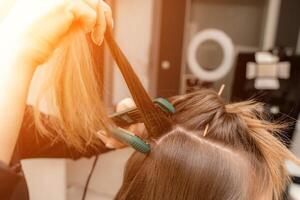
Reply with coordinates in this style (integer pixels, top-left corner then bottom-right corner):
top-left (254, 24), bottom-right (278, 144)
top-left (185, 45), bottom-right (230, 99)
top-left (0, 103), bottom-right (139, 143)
top-left (116, 127), bottom-right (252, 200)
top-left (203, 84), bottom-right (225, 136)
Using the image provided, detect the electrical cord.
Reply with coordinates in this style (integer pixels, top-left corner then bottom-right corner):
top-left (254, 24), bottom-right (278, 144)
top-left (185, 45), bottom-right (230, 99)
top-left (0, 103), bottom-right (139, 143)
top-left (82, 155), bottom-right (99, 200)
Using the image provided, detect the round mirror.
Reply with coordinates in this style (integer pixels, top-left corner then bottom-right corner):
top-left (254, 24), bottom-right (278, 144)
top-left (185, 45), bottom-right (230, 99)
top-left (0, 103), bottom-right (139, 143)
top-left (196, 40), bottom-right (224, 71)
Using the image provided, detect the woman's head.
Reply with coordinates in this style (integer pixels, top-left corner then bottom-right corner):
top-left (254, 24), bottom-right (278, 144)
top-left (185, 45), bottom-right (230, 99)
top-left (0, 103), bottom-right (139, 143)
top-left (116, 89), bottom-right (300, 200)
top-left (116, 127), bottom-right (253, 200)
top-left (170, 89), bottom-right (300, 199)
top-left (170, 89), bottom-right (265, 155)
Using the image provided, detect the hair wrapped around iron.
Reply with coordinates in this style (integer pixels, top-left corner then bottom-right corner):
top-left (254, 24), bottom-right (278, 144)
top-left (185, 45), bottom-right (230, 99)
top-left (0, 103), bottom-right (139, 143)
top-left (104, 27), bottom-right (172, 138)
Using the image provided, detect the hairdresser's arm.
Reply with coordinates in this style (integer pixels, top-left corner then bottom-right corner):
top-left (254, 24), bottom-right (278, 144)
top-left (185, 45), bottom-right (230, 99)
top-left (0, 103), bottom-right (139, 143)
top-left (11, 100), bottom-right (142, 162)
top-left (0, 48), bottom-right (36, 165)
top-left (11, 106), bottom-right (110, 163)
top-left (0, 0), bottom-right (112, 165)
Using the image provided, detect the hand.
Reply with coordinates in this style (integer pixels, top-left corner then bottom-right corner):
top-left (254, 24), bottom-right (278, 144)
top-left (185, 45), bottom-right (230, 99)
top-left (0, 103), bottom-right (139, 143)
top-left (0, 0), bottom-right (113, 165)
top-left (98, 98), bottom-right (146, 149)
top-left (0, 0), bottom-right (112, 67)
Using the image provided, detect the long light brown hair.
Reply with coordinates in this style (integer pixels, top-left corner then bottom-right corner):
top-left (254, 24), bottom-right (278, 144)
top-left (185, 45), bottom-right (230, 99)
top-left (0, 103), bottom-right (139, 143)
top-left (115, 89), bottom-right (300, 200)
top-left (34, 26), bottom-right (113, 151)
top-left (116, 127), bottom-right (253, 200)
top-left (170, 89), bottom-right (300, 199)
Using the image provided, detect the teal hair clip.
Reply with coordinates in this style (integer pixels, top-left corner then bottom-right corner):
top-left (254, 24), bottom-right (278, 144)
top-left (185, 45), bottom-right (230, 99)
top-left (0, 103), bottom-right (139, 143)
top-left (153, 98), bottom-right (176, 114)
top-left (110, 127), bottom-right (151, 154)
top-left (107, 98), bottom-right (175, 154)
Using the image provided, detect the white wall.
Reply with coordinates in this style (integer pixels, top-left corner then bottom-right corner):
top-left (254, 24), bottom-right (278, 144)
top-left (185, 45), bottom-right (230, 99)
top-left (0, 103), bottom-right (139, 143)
top-left (22, 159), bottom-right (67, 200)
top-left (112, 0), bottom-right (154, 104)
top-left (67, 149), bottom-right (134, 200)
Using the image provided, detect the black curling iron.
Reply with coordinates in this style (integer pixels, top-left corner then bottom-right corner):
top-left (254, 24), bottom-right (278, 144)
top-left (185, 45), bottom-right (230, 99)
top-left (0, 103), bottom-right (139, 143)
top-left (106, 98), bottom-right (175, 153)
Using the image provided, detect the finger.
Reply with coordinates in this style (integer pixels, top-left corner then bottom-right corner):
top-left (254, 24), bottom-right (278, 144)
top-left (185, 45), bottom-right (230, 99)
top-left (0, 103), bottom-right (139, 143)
top-left (67, 0), bottom-right (97, 33)
top-left (100, 0), bottom-right (113, 28)
top-left (91, 0), bottom-right (106, 45)
top-left (84, 0), bottom-right (99, 10)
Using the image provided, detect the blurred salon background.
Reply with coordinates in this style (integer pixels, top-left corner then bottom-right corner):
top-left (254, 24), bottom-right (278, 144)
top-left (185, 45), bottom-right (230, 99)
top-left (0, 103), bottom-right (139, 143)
top-left (1, 0), bottom-right (300, 199)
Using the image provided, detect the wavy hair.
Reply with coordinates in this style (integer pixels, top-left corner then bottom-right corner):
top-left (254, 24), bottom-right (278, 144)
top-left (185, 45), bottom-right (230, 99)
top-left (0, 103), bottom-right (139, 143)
top-left (33, 27), bottom-right (112, 151)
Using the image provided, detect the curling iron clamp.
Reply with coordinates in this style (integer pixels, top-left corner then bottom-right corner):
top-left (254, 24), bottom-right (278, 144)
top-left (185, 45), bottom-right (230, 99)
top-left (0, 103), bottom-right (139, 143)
top-left (110, 98), bottom-right (175, 127)
top-left (107, 98), bottom-right (175, 154)
top-left (104, 28), bottom-right (175, 154)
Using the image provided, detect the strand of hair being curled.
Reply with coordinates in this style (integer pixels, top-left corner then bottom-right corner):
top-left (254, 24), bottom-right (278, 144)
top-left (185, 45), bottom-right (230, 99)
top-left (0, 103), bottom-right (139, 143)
top-left (104, 27), bottom-right (172, 138)
top-left (33, 26), bottom-right (113, 151)
top-left (32, 23), bottom-right (173, 151)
